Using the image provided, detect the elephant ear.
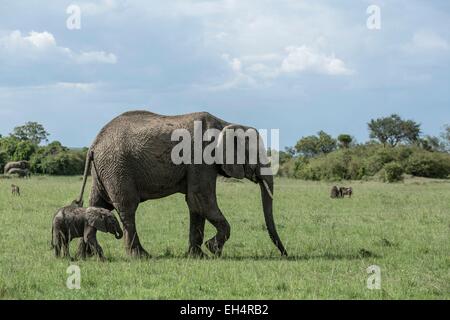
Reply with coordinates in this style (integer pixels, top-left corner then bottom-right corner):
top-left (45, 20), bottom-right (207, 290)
top-left (216, 124), bottom-right (257, 179)
top-left (86, 207), bottom-right (108, 232)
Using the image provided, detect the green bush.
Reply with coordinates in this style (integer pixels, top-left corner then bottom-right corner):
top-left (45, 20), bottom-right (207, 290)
top-left (405, 152), bottom-right (450, 178)
top-left (0, 151), bottom-right (8, 172)
top-left (30, 142), bottom-right (86, 175)
top-left (12, 140), bottom-right (37, 161)
top-left (278, 143), bottom-right (450, 182)
top-left (383, 162), bottom-right (404, 182)
top-left (38, 152), bottom-right (85, 175)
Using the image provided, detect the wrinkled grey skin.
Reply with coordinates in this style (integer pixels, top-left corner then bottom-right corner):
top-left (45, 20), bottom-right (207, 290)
top-left (77, 110), bottom-right (287, 258)
top-left (7, 168), bottom-right (30, 178)
top-left (4, 160), bottom-right (29, 174)
top-left (51, 206), bottom-right (123, 260)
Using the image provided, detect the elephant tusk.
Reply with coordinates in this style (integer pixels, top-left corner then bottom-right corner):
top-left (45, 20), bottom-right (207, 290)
top-left (262, 179), bottom-right (273, 200)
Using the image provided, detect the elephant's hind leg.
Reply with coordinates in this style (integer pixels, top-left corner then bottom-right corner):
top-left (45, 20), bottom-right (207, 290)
top-left (115, 201), bottom-right (150, 259)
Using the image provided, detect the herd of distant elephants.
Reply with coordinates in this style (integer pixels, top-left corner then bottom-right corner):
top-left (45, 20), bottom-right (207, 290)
top-left (3, 160), bottom-right (30, 177)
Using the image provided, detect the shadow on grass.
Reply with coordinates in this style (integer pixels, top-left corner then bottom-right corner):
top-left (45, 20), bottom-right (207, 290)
top-left (104, 248), bottom-right (381, 262)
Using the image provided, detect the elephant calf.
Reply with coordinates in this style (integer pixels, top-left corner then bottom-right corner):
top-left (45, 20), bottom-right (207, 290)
top-left (51, 205), bottom-right (123, 260)
top-left (340, 187), bottom-right (353, 198)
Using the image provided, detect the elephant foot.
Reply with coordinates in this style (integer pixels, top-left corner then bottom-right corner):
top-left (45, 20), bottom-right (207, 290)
top-left (83, 245), bottom-right (96, 257)
top-left (187, 246), bottom-right (207, 259)
top-left (205, 238), bottom-right (223, 257)
top-left (128, 246), bottom-right (151, 259)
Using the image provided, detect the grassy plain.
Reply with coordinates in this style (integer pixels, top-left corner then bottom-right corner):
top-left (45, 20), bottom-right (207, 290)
top-left (0, 176), bottom-right (449, 299)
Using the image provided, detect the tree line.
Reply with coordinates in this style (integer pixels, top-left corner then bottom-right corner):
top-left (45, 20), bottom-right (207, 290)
top-left (277, 114), bottom-right (450, 182)
top-left (0, 122), bottom-right (87, 175)
top-left (2, 115), bottom-right (450, 181)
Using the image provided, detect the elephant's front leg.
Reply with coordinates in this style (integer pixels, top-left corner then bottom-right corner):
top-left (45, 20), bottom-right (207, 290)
top-left (83, 227), bottom-right (106, 261)
top-left (187, 193), bottom-right (230, 257)
top-left (204, 209), bottom-right (230, 257)
top-left (187, 210), bottom-right (206, 258)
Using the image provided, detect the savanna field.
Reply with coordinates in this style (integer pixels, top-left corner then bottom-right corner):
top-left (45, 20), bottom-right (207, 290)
top-left (0, 176), bottom-right (449, 299)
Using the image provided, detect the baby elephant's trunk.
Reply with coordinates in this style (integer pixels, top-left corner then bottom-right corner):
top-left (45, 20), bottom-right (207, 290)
top-left (115, 227), bottom-right (123, 239)
top-left (112, 220), bottom-right (123, 239)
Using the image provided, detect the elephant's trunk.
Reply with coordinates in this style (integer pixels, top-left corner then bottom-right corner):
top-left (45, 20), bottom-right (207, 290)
top-left (114, 226), bottom-right (123, 239)
top-left (259, 175), bottom-right (288, 256)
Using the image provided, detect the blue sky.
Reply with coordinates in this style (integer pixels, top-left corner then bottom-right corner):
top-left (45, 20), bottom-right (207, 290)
top-left (0, 0), bottom-right (449, 148)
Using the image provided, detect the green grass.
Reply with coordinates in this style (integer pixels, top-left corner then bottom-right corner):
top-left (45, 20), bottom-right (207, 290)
top-left (0, 176), bottom-right (449, 299)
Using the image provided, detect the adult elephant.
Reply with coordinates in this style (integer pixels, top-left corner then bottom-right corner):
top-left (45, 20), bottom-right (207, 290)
top-left (7, 168), bottom-right (30, 178)
top-left (4, 160), bottom-right (29, 174)
top-left (76, 110), bottom-right (287, 258)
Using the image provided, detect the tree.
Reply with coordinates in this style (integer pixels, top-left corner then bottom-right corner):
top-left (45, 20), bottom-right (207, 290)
top-left (29, 141), bottom-right (85, 175)
top-left (441, 125), bottom-right (450, 152)
top-left (277, 150), bottom-right (293, 166)
top-left (401, 119), bottom-right (421, 144)
top-left (317, 131), bottom-right (337, 154)
top-left (10, 122), bottom-right (49, 145)
top-left (337, 134), bottom-right (353, 149)
top-left (368, 114), bottom-right (421, 147)
top-left (419, 136), bottom-right (443, 152)
top-left (12, 140), bottom-right (37, 161)
top-left (0, 136), bottom-right (20, 158)
top-left (296, 135), bottom-right (320, 157)
top-left (284, 146), bottom-right (296, 157)
top-left (295, 131), bottom-right (336, 157)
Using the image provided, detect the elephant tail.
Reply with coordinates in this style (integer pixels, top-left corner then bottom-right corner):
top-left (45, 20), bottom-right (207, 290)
top-left (50, 223), bottom-right (55, 250)
top-left (76, 149), bottom-right (94, 207)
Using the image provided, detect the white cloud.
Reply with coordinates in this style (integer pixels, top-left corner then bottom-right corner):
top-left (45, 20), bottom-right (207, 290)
top-left (0, 30), bottom-right (56, 52)
top-left (213, 54), bottom-right (256, 90)
top-left (23, 31), bottom-right (56, 49)
top-left (280, 46), bottom-right (353, 76)
top-left (0, 30), bottom-right (117, 64)
top-left (215, 45), bottom-right (353, 90)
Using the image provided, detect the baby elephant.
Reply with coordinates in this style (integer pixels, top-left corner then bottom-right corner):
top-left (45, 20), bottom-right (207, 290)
top-left (11, 184), bottom-right (20, 196)
top-left (339, 187), bottom-right (353, 198)
top-left (51, 206), bottom-right (123, 260)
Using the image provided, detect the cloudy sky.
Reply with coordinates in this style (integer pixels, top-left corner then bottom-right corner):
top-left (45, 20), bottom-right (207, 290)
top-left (0, 0), bottom-right (449, 148)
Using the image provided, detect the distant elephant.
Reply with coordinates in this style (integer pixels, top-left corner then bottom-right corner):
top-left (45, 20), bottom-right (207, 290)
top-left (340, 187), bottom-right (353, 198)
top-left (51, 206), bottom-right (123, 260)
top-left (4, 160), bottom-right (29, 174)
top-left (330, 186), bottom-right (340, 198)
top-left (76, 110), bottom-right (287, 258)
top-left (7, 168), bottom-right (30, 178)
